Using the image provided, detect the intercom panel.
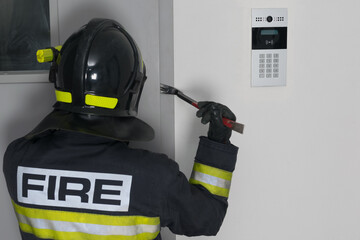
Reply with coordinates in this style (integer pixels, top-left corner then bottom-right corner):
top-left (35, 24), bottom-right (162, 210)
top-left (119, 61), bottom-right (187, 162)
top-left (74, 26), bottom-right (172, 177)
top-left (252, 8), bottom-right (288, 87)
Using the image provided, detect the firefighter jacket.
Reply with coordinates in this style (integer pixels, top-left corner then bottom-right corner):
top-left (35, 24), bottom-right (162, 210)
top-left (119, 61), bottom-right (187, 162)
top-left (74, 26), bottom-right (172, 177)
top-left (3, 130), bottom-right (238, 240)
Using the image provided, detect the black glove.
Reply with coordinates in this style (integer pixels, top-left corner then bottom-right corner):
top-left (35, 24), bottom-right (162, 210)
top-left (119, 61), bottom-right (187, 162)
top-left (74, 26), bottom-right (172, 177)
top-left (196, 101), bottom-right (236, 144)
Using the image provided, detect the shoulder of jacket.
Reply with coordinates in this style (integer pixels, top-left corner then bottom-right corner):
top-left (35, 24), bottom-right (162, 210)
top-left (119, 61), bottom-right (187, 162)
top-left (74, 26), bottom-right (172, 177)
top-left (126, 147), bottom-right (179, 171)
top-left (6, 137), bottom-right (28, 151)
top-left (4, 137), bottom-right (29, 161)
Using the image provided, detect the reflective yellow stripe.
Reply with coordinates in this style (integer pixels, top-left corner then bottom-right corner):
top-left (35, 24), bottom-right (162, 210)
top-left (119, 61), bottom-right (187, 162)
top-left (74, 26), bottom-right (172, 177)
top-left (190, 163), bottom-right (233, 198)
top-left (55, 90), bottom-right (72, 103)
top-left (85, 94), bottom-right (118, 109)
top-left (19, 222), bottom-right (159, 240)
top-left (192, 163), bottom-right (232, 181)
top-left (13, 202), bottom-right (159, 226)
top-left (189, 178), bottom-right (230, 198)
top-left (13, 202), bottom-right (160, 240)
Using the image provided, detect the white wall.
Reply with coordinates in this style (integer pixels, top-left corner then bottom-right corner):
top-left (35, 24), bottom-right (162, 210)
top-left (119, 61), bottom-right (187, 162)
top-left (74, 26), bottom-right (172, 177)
top-left (174, 0), bottom-right (360, 240)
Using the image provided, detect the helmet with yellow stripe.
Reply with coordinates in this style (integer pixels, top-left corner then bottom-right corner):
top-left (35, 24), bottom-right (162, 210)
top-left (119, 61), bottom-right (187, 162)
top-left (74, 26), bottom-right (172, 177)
top-left (26, 18), bottom-right (154, 141)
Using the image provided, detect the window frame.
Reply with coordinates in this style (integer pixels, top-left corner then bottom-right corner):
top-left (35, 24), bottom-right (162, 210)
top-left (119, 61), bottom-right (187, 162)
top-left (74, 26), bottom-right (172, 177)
top-left (0, 0), bottom-right (59, 84)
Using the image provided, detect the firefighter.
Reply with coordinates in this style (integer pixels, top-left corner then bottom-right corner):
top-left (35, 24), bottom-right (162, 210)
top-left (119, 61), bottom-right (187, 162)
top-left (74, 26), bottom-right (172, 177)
top-left (3, 18), bottom-right (238, 240)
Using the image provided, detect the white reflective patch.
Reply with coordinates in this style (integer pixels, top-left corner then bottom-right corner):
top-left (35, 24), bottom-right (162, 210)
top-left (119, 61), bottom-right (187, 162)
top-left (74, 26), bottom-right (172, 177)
top-left (191, 171), bottom-right (231, 189)
top-left (16, 213), bottom-right (160, 236)
top-left (17, 166), bottom-right (132, 212)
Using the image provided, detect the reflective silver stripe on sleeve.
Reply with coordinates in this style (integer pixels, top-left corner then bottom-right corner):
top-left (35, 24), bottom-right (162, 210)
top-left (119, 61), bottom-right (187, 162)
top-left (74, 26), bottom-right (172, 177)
top-left (16, 212), bottom-right (160, 236)
top-left (191, 171), bottom-right (231, 189)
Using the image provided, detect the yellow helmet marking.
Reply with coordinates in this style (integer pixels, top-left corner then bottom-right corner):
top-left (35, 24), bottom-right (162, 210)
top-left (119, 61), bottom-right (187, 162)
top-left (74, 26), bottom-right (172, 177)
top-left (55, 90), bottom-right (72, 103)
top-left (85, 94), bottom-right (118, 109)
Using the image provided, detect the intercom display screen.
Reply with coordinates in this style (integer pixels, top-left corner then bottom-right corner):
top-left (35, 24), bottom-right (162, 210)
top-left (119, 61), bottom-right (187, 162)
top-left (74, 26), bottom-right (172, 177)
top-left (252, 27), bottom-right (287, 50)
top-left (261, 29), bottom-right (279, 36)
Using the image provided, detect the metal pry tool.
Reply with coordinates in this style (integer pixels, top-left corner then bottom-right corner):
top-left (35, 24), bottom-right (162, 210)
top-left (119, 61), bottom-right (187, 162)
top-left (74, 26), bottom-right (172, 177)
top-left (160, 83), bottom-right (244, 134)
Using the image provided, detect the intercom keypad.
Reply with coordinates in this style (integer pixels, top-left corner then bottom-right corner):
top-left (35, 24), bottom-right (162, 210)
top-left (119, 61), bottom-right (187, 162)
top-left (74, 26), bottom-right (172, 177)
top-left (258, 53), bottom-right (280, 79)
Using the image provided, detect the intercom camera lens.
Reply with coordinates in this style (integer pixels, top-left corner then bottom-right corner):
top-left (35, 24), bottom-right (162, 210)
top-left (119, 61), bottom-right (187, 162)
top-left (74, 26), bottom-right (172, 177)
top-left (266, 16), bottom-right (273, 22)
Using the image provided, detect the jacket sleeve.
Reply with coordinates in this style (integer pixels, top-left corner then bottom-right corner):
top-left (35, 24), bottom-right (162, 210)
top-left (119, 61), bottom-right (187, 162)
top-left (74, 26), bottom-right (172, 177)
top-left (160, 136), bottom-right (238, 236)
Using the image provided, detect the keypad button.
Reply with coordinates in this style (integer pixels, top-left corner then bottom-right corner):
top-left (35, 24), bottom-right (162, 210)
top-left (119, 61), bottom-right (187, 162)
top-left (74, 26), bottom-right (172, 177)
top-left (266, 64), bottom-right (272, 68)
top-left (259, 74), bottom-right (265, 78)
top-left (259, 69), bottom-right (265, 73)
top-left (266, 74), bottom-right (272, 78)
top-left (273, 58), bottom-right (279, 63)
top-left (259, 54), bottom-right (265, 58)
top-left (266, 54), bottom-right (272, 58)
top-left (259, 59), bottom-right (265, 63)
top-left (273, 73), bottom-right (279, 78)
top-left (273, 53), bottom-right (279, 58)
top-left (266, 59), bottom-right (272, 63)
top-left (273, 68), bottom-right (279, 73)
top-left (259, 64), bottom-right (265, 68)
top-left (266, 68), bottom-right (272, 73)
top-left (273, 63), bottom-right (279, 68)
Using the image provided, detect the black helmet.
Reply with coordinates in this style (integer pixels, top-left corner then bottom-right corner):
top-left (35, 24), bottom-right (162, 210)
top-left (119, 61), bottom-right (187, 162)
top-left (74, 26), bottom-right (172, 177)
top-left (26, 18), bottom-right (154, 141)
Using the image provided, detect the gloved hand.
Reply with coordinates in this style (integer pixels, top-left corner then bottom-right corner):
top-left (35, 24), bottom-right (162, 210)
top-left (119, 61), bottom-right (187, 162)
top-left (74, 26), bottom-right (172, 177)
top-left (196, 101), bottom-right (236, 144)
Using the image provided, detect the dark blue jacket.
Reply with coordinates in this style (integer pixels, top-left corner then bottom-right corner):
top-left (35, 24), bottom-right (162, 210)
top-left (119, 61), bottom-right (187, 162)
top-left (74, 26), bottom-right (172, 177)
top-left (3, 130), bottom-right (238, 240)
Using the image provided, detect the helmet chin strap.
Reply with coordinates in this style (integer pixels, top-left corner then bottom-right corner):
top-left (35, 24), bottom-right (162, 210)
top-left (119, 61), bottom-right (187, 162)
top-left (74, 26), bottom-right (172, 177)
top-left (128, 65), bottom-right (147, 115)
top-left (48, 47), bottom-right (61, 83)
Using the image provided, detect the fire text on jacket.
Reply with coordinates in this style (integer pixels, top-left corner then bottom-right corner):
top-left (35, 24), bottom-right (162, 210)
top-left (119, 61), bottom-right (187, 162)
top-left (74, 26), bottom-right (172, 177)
top-left (17, 166), bottom-right (132, 212)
